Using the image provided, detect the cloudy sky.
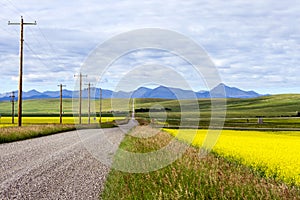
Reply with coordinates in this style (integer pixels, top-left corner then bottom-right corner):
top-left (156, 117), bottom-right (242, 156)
top-left (0, 0), bottom-right (299, 94)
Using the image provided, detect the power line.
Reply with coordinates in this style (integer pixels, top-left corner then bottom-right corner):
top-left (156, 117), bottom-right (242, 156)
top-left (2, 3), bottom-right (70, 93)
top-left (26, 27), bottom-right (50, 53)
top-left (23, 41), bottom-right (50, 68)
top-left (0, 15), bottom-right (19, 36)
top-left (3, 0), bottom-right (61, 73)
top-left (36, 26), bottom-right (58, 57)
top-left (23, 25), bottom-right (62, 72)
top-left (4, 0), bottom-right (26, 16)
top-left (26, 26), bottom-right (59, 62)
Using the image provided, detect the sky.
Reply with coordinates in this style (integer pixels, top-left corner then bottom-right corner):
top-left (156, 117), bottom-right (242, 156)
top-left (0, 0), bottom-right (300, 94)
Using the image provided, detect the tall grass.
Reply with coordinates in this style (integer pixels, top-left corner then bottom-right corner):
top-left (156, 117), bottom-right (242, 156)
top-left (101, 126), bottom-right (300, 199)
top-left (0, 125), bottom-right (76, 143)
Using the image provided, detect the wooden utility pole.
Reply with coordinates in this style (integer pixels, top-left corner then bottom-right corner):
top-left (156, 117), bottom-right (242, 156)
top-left (99, 88), bottom-right (102, 126)
top-left (132, 98), bottom-right (135, 119)
top-left (85, 82), bottom-right (92, 125)
top-left (74, 73), bottom-right (87, 124)
top-left (10, 91), bottom-right (15, 124)
top-left (8, 16), bottom-right (37, 126)
top-left (57, 84), bottom-right (66, 124)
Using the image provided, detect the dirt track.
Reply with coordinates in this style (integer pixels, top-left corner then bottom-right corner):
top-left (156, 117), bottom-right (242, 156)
top-left (0, 127), bottom-right (126, 200)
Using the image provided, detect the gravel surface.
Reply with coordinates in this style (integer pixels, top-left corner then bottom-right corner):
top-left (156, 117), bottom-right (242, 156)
top-left (0, 127), bottom-right (126, 200)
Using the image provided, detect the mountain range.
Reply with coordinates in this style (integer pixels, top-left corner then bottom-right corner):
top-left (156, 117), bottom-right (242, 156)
top-left (0, 83), bottom-right (262, 101)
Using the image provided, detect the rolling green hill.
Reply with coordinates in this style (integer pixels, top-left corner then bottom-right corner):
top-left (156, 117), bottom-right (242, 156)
top-left (134, 94), bottom-right (300, 118)
top-left (0, 94), bottom-right (299, 117)
top-left (0, 95), bottom-right (300, 128)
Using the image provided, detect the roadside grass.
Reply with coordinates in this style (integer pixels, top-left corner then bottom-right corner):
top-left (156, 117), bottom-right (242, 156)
top-left (0, 117), bottom-right (122, 143)
top-left (101, 126), bottom-right (300, 199)
top-left (0, 124), bottom-right (76, 143)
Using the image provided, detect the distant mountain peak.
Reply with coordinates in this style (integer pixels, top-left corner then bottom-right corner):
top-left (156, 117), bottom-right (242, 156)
top-left (212, 83), bottom-right (260, 98)
top-left (26, 89), bottom-right (41, 94)
top-left (154, 85), bottom-right (169, 89)
top-left (137, 86), bottom-right (151, 90)
top-left (217, 83), bottom-right (226, 87)
top-left (0, 84), bottom-right (262, 101)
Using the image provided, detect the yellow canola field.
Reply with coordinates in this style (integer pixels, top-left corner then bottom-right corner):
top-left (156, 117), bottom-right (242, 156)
top-left (164, 129), bottom-right (300, 186)
top-left (0, 117), bottom-right (124, 127)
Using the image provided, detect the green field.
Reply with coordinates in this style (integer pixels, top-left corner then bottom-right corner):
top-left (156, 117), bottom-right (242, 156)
top-left (0, 94), bottom-right (299, 117)
top-left (1, 95), bottom-right (300, 128)
top-left (0, 98), bottom-right (131, 115)
top-left (136, 94), bottom-right (300, 118)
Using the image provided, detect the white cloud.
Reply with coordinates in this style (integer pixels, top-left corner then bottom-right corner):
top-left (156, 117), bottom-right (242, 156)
top-left (0, 0), bottom-right (299, 93)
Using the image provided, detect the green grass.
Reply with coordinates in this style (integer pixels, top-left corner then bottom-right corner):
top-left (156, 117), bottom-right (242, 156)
top-left (135, 94), bottom-right (300, 118)
top-left (0, 94), bottom-right (299, 117)
top-left (0, 98), bottom-right (130, 115)
top-left (1, 95), bottom-right (300, 129)
top-left (0, 124), bottom-right (76, 143)
top-left (136, 95), bottom-right (300, 129)
top-left (100, 126), bottom-right (300, 199)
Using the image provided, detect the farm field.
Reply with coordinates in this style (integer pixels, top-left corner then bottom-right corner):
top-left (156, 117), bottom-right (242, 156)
top-left (101, 126), bottom-right (300, 199)
top-left (135, 94), bottom-right (300, 118)
top-left (0, 116), bottom-right (124, 127)
top-left (1, 94), bottom-right (300, 128)
top-left (164, 128), bottom-right (300, 186)
top-left (0, 98), bottom-right (130, 115)
top-left (1, 94), bottom-right (300, 117)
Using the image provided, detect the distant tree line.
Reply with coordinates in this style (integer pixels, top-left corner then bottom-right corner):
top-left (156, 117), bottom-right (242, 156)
top-left (135, 108), bottom-right (171, 113)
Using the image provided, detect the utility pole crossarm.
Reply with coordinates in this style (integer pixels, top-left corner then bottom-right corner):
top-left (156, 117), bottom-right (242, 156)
top-left (8, 22), bottom-right (20, 25)
top-left (8, 16), bottom-right (37, 127)
top-left (8, 16), bottom-right (37, 25)
top-left (8, 22), bottom-right (37, 25)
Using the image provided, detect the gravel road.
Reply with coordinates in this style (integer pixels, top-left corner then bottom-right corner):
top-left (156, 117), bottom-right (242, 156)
top-left (0, 127), bottom-right (127, 200)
